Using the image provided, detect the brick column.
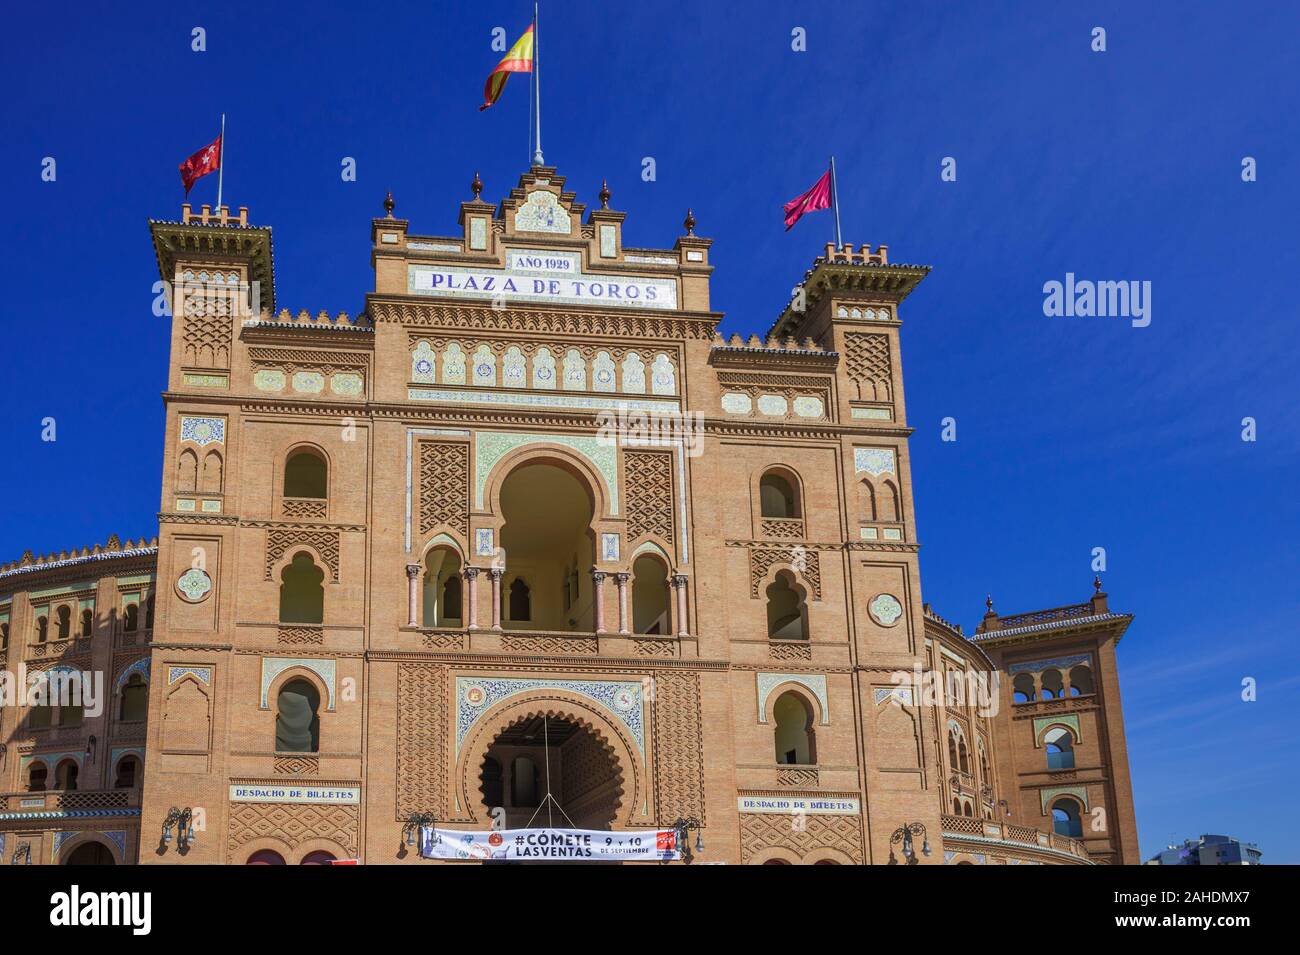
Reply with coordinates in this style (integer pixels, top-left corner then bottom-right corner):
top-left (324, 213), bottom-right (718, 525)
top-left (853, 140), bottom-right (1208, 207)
top-left (489, 569), bottom-right (503, 630)
top-left (464, 568), bottom-right (480, 629)
top-left (671, 574), bottom-right (688, 637)
top-left (592, 570), bottom-right (607, 634)
top-left (615, 572), bottom-right (630, 634)
top-left (405, 563), bottom-right (421, 627)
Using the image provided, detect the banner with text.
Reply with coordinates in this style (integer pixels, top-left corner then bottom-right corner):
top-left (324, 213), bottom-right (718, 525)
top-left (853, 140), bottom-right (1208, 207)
top-left (420, 826), bottom-right (681, 861)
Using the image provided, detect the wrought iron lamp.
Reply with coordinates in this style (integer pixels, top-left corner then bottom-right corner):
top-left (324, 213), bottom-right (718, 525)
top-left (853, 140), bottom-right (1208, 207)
top-left (402, 812), bottom-right (438, 850)
top-left (161, 807), bottom-right (195, 850)
top-left (887, 822), bottom-right (931, 865)
top-left (673, 816), bottom-right (704, 859)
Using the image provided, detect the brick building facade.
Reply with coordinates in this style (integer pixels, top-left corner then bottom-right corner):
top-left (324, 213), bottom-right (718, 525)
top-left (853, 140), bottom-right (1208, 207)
top-left (0, 168), bottom-right (1138, 864)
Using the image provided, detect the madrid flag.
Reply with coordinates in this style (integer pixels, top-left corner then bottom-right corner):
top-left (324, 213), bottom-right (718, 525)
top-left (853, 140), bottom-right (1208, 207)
top-left (783, 167), bottom-right (832, 231)
top-left (480, 24), bottom-right (535, 111)
top-left (179, 135), bottom-right (222, 195)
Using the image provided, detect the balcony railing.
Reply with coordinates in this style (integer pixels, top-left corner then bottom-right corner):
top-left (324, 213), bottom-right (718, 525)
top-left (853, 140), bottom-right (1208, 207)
top-left (941, 813), bottom-right (1091, 861)
top-left (4, 788), bottom-right (139, 813)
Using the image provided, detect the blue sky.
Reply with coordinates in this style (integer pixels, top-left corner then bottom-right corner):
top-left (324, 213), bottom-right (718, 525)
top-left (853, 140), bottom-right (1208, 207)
top-left (1, 1), bottom-right (1295, 861)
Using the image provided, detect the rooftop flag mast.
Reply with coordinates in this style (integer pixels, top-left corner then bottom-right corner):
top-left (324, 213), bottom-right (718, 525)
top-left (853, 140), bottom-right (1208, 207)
top-left (829, 154), bottom-right (843, 248)
top-left (217, 113), bottom-right (226, 210)
top-left (532, 1), bottom-right (544, 167)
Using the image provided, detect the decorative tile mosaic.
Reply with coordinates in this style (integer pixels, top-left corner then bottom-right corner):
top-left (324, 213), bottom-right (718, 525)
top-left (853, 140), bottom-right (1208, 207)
top-left (253, 369), bottom-right (286, 392)
top-left (408, 387), bottom-right (678, 416)
top-left (792, 396), bottom-right (825, 418)
top-left (179, 416), bottom-right (225, 447)
top-left (854, 447), bottom-right (896, 477)
top-left (330, 372), bottom-right (364, 396)
top-left (601, 533), bottom-right (620, 561)
top-left (291, 371), bottom-right (325, 394)
top-left (868, 593), bottom-right (904, 626)
top-left (757, 394), bottom-right (788, 416)
top-left (455, 677), bottom-right (645, 755)
top-left (599, 224), bottom-right (617, 258)
top-left (474, 431), bottom-right (619, 514)
top-left (168, 665), bottom-right (212, 685)
top-left (873, 686), bottom-right (914, 706)
top-left (261, 657), bottom-right (336, 710)
top-left (756, 673), bottom-right (830, 725)
top-left (115, 657), bottom-right (150, 690)
top-left (475, 528), bottom-right (495, 557)
top-left (513, 190), bottom-right (572, 234)
top-left (721, 392), bottom-right (752, 415)
top-left (1033, 714), bottom-right (1081, 745)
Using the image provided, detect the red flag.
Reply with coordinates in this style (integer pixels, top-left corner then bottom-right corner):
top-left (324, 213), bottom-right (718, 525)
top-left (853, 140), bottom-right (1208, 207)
top-left (179, 134), bottom-right (222, 195)
top-left (783, 168), bottom-right (832, 231)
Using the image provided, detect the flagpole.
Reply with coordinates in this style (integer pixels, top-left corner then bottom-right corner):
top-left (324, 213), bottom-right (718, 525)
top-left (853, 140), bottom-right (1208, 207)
top-left (217, 113), bottom-right (226, 211)
top-left (829, 154), bottom-right (842, 248)
top-left (532, 0), bottom-right (544, 167)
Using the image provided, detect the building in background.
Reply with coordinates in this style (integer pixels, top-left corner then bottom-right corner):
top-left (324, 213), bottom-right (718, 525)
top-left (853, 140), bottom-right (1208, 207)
top-left (1147, 834), bottom-right (1262, 865)
top-left (1, 168), bottom-right (1140, 864)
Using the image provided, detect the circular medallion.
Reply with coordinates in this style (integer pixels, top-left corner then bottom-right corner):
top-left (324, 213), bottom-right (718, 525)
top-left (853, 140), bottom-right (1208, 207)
top-left (464, 685), bottom-right (487, 707)
top-left (176, 567), bottom-right (212, 603)
top-left (869, 593), bottom-right (904, 627)
top-left (476, 363), bottom-right (492, 378)
top-left (612, 687), bottom-right (637, 711)
top-left (414, 358), bottom-right (432, 376)
top-left (596, 369), bottom-right (613, 383)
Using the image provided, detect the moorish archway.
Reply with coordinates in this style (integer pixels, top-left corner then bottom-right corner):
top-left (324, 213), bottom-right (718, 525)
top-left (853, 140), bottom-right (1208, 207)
top-left (457, 694), bottom-right (642, 830)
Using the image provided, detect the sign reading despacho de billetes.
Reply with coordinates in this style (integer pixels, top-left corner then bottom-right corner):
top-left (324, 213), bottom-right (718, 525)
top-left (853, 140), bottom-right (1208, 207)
top-left (229, 784), bottom-right (360, 805)
top-left (408, 261), bottom-right (679, 310)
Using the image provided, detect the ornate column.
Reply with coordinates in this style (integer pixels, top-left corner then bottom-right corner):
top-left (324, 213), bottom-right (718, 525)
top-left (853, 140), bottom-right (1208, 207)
top-left (592, 570), bottom-right (607, 634)
top-left (615, 572), bottom-right (630, 635)
top-left (405, 564), bottom-right (421, 627)
top-left (671, 574), bottom-right (688, 637)
top-left (464, 567), bottom-right (480, 630)
top-left (489, 569), bottom-right (503, 630)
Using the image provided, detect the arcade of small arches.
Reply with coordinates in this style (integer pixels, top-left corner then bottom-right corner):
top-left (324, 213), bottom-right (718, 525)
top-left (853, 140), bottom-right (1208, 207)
top-left (1012, 663), bottom-right (1095, 703)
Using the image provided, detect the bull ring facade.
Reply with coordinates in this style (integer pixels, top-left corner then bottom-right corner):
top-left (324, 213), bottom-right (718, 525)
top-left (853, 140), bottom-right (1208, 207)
top-left (0, 167), bottom-right (1140, 864)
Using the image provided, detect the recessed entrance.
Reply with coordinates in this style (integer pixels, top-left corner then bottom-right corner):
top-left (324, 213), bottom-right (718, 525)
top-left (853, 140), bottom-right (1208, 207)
top-left (63, 841), bottom-right (115, 865)
top-left (478, 714), bottom-right (623, 830)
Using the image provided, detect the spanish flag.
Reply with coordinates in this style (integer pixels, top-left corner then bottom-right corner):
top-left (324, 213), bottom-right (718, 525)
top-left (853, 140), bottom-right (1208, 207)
top-left (480, 24), bottom-right (535, 111)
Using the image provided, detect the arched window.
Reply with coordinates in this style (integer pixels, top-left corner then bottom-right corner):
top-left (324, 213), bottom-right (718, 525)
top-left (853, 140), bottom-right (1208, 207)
top-left (1040, 669), bottom-right (1064, 700)
top-left (300, 851), bottom-right (336, 865)
top-left (632, 555), bottom-right (669, 635)
top-left (114, 756), bottom-right (140, 789)
top-left (1051, 798), bottom-right (1083, 838)
top-left (1044, 727), bottom-right (1076, 770)
top-left (28, 763), bottom-right (48, 792)
top-left (511, 756), bottom-right (539, 807)
top-left (858, 480), bottom-right (876, 521)
top-left (773, 691), bottom-right (815, 765)
top-left (80, 609), bottom-right (93, 637)
top-left (275, 678), bottom-right (321, 753)
top-left (284, 450), bottom-right (328, 499)
top-left (963, 800), bottom-right (974, 818)
top-left (280, 552), bottom-right (324, 624)
top-left (1, 622), bottom-right (9, 649)
top-left (759, 471), bottom-right (800, 518)
top-left (978, 740), bottom-right (990, 782)
top-left (176, 449), bottom-right (198, 492)
top-left (247, 850), bottom-right (286, 865)
top-left (1069, 665), bottom-right (1095, 696)
top-left (119, 674), bottom-right (148, 722)
top-left (56, 606), bottom-right (71, 639)
top-left (36, 614), bottom-right (49, 642)
top-left (948, 724), bottom-right (969, 773)
top-left (442, 576), bottom-right (462, 619)
top-left (1012, 673), bottom-right (1036, 703)
top-left (55, 759), bottom-right (79, 791)
top-left (765, 572), bottom-right (807, 640)
top-left (952, 797), bottom-right (962, 814)
top-left (123, 604), bottom-right (139, 633)
top-left (481, 756), bottom-right (504, 809)
top-left (145, 596), bottom-right (155, 629)
top-left (508, 578), bottom-right (531, 622)
top-left (422, 548), bottom-right (463, 627)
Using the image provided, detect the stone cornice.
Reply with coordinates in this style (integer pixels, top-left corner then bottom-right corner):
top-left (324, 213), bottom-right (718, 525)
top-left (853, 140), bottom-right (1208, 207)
top-left (149, 218), bottom-right (276, 311)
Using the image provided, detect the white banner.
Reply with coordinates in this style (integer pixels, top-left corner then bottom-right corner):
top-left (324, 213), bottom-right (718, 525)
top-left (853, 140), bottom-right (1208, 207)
top-left (420, 827), bottom-right (681, 862)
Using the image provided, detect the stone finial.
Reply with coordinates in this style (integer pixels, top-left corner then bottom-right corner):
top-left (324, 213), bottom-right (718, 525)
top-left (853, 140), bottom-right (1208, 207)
top-left (471, 171), bottom-right (483, 200)
top-left (598, 178), bottom-right (611, 209)
top-left (1093, 575), bottom-right (1103, 593)
top-left (985, 594), bottom-right (994, 612)
top-left (683, 207), bottom-right (696, 236)
top-left (383, 191), bottom-right (395, 218)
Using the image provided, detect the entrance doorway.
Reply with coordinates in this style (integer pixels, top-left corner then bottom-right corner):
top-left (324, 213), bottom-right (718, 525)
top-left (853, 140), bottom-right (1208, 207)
top-left (63, 841), bottom-right (115, 865)
top-left (478, 715), bottom-right (623, 830)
